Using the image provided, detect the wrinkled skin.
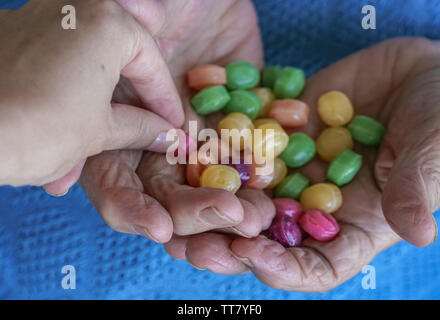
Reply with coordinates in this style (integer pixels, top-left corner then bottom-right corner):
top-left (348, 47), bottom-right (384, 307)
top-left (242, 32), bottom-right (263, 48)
top-left (80, 0), bottom-right (440, 292)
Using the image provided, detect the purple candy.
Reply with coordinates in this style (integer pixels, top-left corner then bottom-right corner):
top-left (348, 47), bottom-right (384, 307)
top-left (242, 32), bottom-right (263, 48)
top-left (269, 216), bottom-right (302, 247)
top-left (228, 157), bottom-right (251, 186)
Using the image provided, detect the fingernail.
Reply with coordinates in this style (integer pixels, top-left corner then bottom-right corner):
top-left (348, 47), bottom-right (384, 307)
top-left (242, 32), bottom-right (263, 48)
top-left (199, 207), bottom-right (236, 226)
top-left (186, 259), bottom-right (207, 271)
top-left (228, 249), bottom-right (255, 268)
top-left (132, 225), bottom-right (160, 243)
top-left (44, 188), bottom-right (69, 197)
top-left (148, 132), bottom-right (173, 153)
top-left (431, 217), bottom-right (438, 244)
top-left (229, 226), bottom-right (252, 238)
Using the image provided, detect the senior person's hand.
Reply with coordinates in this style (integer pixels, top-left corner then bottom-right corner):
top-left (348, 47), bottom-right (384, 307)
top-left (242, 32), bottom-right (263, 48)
top-left (80, 0), bottom-right (275, 247)
top-left (0, 0), bottom-right (183, 192)
top-left (164, 37), bottom-right (440, 291)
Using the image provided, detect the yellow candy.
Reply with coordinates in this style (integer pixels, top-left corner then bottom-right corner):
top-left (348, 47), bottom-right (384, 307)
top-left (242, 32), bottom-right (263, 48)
top-left (250, 122), bottom-right (289, 159)
top-left (200, 165), bottom-right (241, 193)
top-left (316, 127), bottom-right (354, 162)
top-left (218, 112), bottom-right (254, 150)
top-left (267, 158), bottom-right (288, 189)
top-left (252, 118), bottom-right (277, 128)
top-left (300, 183), bottom-right (343, 213)
top-left (250, 88), bottom-right (276, 117)
top-left (317, 91), bottom-right (354, 127)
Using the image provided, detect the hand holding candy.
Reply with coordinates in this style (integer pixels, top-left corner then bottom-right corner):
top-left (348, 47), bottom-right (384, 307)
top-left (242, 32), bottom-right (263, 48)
top-left (166, 38), bottom-right (440, 292)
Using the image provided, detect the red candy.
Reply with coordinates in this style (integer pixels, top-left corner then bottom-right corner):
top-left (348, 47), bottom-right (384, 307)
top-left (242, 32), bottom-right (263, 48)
top-left (272, 198), bottom-right (303, 222)
top-left (269, 216), bottom-right (302, 247)
top-left (299, 209), bottom-right (340, 242)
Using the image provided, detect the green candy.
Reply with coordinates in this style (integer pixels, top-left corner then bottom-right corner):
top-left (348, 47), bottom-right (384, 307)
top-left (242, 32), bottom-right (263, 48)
top-left (348, 115), bottom-right (385, 146)
top-left (274, 173), bottom-right (310, 200)
top-left (280, 133), bottom-right (316, 168)
top-left (223, 90), bottom-right (262, 119)
top-left (273, 67), bottom-right (306, 99)
top-left (327, 150), bottom-right (363, 186)
top-left (262, 65), bottom-right (282, 88)
top-left (191, 86), bottom-right (231, 115)
top-left (225, 61), bottom-right (260, 90)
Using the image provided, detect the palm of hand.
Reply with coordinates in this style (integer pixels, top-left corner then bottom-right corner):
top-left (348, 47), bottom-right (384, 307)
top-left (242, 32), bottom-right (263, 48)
top-left (163, 38), bottom-right (440, 292)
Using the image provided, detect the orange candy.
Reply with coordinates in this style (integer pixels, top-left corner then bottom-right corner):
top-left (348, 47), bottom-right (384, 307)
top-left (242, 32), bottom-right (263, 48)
top-left (316, 127), bottom-right (354, 162)
top-left (246, 155), bottom-right (276, 189)
top-left (269, 99), bottom-right (310, 128)
top-left (267, 158), bottom-right (288, 189)
top-left (250, 88), bottom-right (276, 117)
top-left (187, 64), bottom-right (227, 91)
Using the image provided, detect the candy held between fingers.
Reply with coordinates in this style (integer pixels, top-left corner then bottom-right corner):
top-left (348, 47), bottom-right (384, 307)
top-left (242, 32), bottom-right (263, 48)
top-left (273, 67), bottom-right (306, 99)
top-left (267, 158), bottom-right (288, 189)
top-left (300, 183), bottom-right (343, 214)
top-left (318, 91), bottom-right (354, 127)
top-left (187, 64), bottom-right (226, 91)
top-left (250, 87), bottom-right (276, 117)
top-left (269, 216), bottom-right (303, 247)
top-left (225, 61), bottom-right (260, 90)
top-left (280, 133), bottom-right (316, 168)
top-left (273, 198), bottom-right (304, 222)
top-left (348, 115), bottom-right (386, 146)
top-left (316, 127), bottom-right (354, 162)
top-left (262, 65), bottom-right (282, 88)
top-left (223, 90), bottom-right (262, 120)
top-left (327, 149), bottom-right (363, 186)
top-left (274, 172), bottom-right (310, 200)
top-left (299, 209), bottom-right (340, 242)
top-left (269, 99), bottom-right (310, 128)
top-left (191, 86), bottom-right (231, 115)
top-left (200, 165), bottom-right (241, 193)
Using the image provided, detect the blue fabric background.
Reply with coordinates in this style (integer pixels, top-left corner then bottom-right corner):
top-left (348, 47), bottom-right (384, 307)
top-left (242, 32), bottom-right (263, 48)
top-left (0, 0), bottom-right (440, 299)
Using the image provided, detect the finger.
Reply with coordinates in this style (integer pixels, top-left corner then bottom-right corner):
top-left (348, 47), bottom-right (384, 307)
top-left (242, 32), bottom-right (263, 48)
top-left (220, 189), bottom-right (276, 237)
top-left (164, 235), bottom-right (189, 260)
top-left (381, 133), bottom-right (440, 247)
top-left (42, 159), bottom-right (86, 196)
top-left (115, 0), bottom-right (166, 36)
top-left (105, 103), bottom-right (186, 152)
top-left (122, 24), bottom-right (184, 127)
top-left (229, 223), bottom-right (377, 292)
top-left (141, 174), bottom-right (244, 235)
top-left (236, 188), bottom-right (276, 230)
top-left (79, 151), bottom-right (173, 243)
top-left (185, 233), bottom-right (249, 274)
top-left (221, 198), bottom-right (263, 238)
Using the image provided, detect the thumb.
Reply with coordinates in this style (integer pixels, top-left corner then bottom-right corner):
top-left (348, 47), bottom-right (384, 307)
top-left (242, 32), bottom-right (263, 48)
top-left (380, 132), bottom-right (440, 247)
top-left (104, 103), bottom-right (187, 153)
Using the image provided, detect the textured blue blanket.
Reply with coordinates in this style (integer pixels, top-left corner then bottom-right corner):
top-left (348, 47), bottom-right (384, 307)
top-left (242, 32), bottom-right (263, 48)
top-left (0, 0), bottom-right (439, 299)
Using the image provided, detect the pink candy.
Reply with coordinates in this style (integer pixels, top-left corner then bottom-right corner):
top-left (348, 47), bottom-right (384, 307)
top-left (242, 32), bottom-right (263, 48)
top-left (269, 216), bottom-right (302, 247)
top-left (272, 198), bottom-right (303, 222)
top-left (299, 209), bottom-right (340, 242)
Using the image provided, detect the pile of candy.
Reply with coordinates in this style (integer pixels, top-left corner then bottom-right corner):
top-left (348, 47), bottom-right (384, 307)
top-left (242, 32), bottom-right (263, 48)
top-left (186, 61), bottom-right (385, 247)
